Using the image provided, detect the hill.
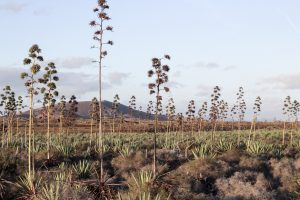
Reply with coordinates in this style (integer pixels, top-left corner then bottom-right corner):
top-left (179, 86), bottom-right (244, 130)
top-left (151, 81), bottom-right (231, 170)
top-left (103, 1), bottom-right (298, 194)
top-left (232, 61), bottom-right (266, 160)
top-left (23, 100), bottom-right (156, 120)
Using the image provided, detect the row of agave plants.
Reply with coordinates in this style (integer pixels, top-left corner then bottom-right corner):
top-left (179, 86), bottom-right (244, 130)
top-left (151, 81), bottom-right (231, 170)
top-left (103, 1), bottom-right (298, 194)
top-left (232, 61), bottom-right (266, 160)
top-left (0, 129), bottom-right (299, 199)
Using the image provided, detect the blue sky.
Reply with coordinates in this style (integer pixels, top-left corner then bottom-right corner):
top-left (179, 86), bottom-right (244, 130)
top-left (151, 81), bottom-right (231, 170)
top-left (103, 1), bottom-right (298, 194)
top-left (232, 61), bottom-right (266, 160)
top-left (1, 0), bottom-right (300, 120)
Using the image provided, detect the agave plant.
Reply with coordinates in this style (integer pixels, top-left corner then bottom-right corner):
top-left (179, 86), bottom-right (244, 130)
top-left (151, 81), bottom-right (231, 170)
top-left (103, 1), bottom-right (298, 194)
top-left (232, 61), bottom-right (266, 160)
top-left (55, 144), bottom-right (75, 157)
top-left (33, 142), bottom-right (45, 153)
top-left (271, 145), bottom-right (284, 159)
top-left (246, 142), bottom-right (272, 155)
top-left (119, 145), bottom-right (133, 158)
top-left (161, 137), bottom-right (177, 150)
top-left (95, 144), bottom-right (111, 155)
top-left (16, 172), bottom-right (41, 200)
top-left (72, 160), bottom-right (92, 179)
top-left (192, 144), bottom-right (215, 160)
top-left (214, 139), bottom-right (236, 154)
top-left (40, 181), bottom-right (61, 200)
top-left (131, 170), bottom-right (154, 190)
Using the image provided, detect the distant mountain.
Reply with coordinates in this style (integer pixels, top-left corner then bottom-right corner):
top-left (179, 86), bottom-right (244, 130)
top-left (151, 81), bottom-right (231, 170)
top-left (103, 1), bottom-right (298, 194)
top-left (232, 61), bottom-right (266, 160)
top-left (23, 100), bottom-right (157, 120)
top-left (75, 100), bottom-right (152, 119)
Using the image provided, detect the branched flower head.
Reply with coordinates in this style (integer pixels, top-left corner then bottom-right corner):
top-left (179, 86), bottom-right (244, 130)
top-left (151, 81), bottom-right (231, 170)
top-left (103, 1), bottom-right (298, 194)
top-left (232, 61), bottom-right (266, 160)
top-left (39, 62), bottom-right (59, 107)
top-left (148, 55), bottom-right (171, 116)
top-left (90, 0), bottom-right (113, 59)
top-left (235, 86), bottom-right (247, 121)
top-left (147, 101), bottom-right (154, 119)
top-left (111, 94), bottom-right (120, 116)
top-left (21, 44), bottom-right (44, 95)
top-left (219, 100), bottom-right (229, 121)
top-left (166, 98), bottom-right (176, 120)
top-left (128, 95), bottom-right (136, 117)
top-left (253, 96), bottom-right (262, 116)
top-left (198, 101), bottom-right (208, 120)
top-left (186, 100), bottom-right (195, 121)
top-left (89, 97), bottom-right (100, 120)
top-left (209, 86), bottom-right (221, 121)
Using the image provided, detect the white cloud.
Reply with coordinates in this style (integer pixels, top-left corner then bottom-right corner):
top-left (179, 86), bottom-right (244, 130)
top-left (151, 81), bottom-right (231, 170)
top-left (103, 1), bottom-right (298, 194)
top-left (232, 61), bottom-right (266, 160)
top-left (0, 66), bottom-right (111, 101)
top-left (223, 65), bottom-right (237, 71)
top-left (0, 2), bottom-right (27, 13)
top-left (166, 81), bottom-right (184, 88)
top-left (260, 73), bottom-right (300, 90)
top-left (196, 85), bottom-right (214, 97)
top-left (172, 70), bottom-right (182, 78)
top-left (58, 57), bottom-right (94, 69)
top-left (193, 61), bottom-right (220, 69)
top-left (192, 61), bottom-right (237, 71)
top-left (108, 72), bottom-right (130, 85)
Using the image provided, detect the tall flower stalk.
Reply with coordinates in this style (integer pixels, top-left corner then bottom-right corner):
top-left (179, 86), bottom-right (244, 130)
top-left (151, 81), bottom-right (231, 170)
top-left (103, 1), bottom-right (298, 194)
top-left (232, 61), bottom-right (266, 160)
top-left (57, 95), bottom-right (67, 142)
top-left (166, 98), bottom-right (175, 134)
top-left (282, 96), bottom-right (291, 145)
top-left (148, 54), bottom-right (171, 177)
top-left (198, 101), bottom-right (207, 136)
top-left (111, 94), bottom-right (119, 133)
top-left (16, 96), bottom-right (24, 143)
top-left (250, 96), bottom-right (262, 141)
top-left (90, 0), bottom-right (113, 183)
top-left (186, 100), bottom-right (196, 135)
top-left (0, 86), bottom-right (16, 145)
top-left (235, 87), bottom-right (246, 146)
top-left (209, 86), bottom-right (221, 143)
top-left (39, 62), bottom-right (59, 160)
top-left (128, 95), bottom-right (136, 132)
top-left (21, 44), bottom-right (43, 178)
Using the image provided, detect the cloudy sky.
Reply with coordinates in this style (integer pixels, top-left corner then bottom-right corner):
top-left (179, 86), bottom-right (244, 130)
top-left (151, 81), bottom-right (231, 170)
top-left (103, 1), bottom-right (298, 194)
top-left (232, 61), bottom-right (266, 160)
top-left (1, 0), bottom-right (300, 120)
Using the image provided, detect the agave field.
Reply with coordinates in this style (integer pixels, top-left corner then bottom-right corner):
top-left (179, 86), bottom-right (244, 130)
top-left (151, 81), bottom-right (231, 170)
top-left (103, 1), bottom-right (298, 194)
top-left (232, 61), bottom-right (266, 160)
top-left (1, 127), bottom-right (300, 199)
top-left (1, 0), bottom-right (300, 200)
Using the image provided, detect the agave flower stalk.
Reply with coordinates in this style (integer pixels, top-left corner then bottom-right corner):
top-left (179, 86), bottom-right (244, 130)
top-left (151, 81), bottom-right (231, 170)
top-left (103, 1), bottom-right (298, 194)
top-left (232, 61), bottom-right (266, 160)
top-left (176, 113), bottom-right (184, 139)
top-left (219, 100), bottom-right (229, 131)
top-left (186, 100), bottom-right (196, 136)
top-left (66, 95), bottom-right (78, 134)
top-left (16, 96), bottom-right (24, 143)
top-left (90, 0), bottom-right (113, 182)
top-left (166, 98), bottom-right (175, 134)
top-left (111, 94), bottom-right (120, 133)
top-left (148, 54), bottom-right (171, 177)
top-left (0, 86), bottom-right (17, 145)
top-left (21, 44), bottom-right (43, 178)
top-left (0, 90), bottom-right (8, 147)
top-left (7, 90), bottom-right (17, 144)
top-left (198, 102), bottom-right (207, 136)
top-left (282, 96), bottom-right (291, 145)
top-left (250, 96), bottom-right (262, 141)
top-left (165, 98), bottom-right (175, 145)
top-left (39, 62), bottom-right (59, 160)
top-left (138, 106), bottom-right (142, 132)
top-left (128, 95), bottom-right (136, 133)
top-left (290, 100), bottom-right (299, 145)
top-left (235, 87), bottom-right (246, 146)
top-left (57, 95), bottom-right (67, 143)
top-left (209, 86), bottom-right (221, 144)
